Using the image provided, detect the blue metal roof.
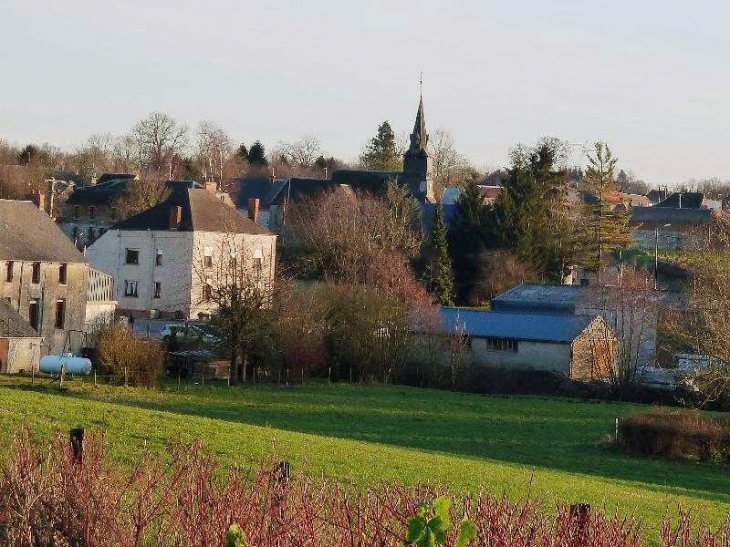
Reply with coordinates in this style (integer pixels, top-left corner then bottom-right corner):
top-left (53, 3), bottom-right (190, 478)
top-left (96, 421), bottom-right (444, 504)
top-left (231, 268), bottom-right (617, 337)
top-left (438, 308), bottom-right (595, 344)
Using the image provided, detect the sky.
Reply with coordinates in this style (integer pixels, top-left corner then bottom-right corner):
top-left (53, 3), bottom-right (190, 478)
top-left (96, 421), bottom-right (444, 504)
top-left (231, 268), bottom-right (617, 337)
top-left (1, 0), bottom-right (729, 186)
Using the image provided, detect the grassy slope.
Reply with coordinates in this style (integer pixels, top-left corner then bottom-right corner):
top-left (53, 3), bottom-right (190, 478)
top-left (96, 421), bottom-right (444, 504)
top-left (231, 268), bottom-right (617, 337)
top-left (0, 376), bottom-right (728, 541)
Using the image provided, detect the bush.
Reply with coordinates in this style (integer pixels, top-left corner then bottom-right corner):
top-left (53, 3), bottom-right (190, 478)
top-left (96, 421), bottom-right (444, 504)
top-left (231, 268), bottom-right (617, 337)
top-left (95, 322), bottom-right (165, 387)
top-left (1, 429), bottom-right (729, 546)
top-left (618, 410), bottom-right (730, 463)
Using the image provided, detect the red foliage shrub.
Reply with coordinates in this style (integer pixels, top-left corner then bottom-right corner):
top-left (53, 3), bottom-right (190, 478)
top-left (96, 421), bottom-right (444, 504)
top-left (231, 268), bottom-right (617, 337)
top-left (0, 430), bottom-right (725, 546)
top-left (618, 410), bottom-right (730, 463)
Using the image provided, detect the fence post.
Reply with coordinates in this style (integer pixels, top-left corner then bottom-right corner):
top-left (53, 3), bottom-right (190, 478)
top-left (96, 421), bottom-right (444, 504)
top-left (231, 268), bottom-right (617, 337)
top-left (124, 367), bottom-right (128, 387)
top-left (94, 370), bottom-right (97, 386)
top-left (615, 418), bottom-right (620, 446)
top-left (69, 428), bottom-right (84, 464)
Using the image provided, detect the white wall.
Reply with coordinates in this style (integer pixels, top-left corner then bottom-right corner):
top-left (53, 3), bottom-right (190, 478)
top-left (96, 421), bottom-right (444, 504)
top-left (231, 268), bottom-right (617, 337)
top-left (88, 230), bottom-right (194, 316)
top-left (467, 338), bottom-right (572, 374)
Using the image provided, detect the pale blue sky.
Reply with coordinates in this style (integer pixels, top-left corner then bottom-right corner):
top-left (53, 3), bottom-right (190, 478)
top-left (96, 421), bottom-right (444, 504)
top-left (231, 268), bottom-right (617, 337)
top-left (1, 0), bottom-right (728, 185)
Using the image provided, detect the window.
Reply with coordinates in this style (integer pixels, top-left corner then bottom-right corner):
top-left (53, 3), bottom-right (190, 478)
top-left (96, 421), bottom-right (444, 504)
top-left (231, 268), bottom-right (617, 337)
top-left (204, 255), bottom-right (213, 268)
top-left (72, 206), bottom-right (80, 220)
top-left (54, 299), bottom-right (66, 329)
top-left (71, 226), bottom-right (79, 240)
top-left (484, 337), bottom-right (518, 353)
top-left (58, 263), bottom-right (67, 284)
top-left (155, 250), bottom-right (163, 266)
top-left (123, 280), bottom-right (139, 297)
top-left (254, 257), bottom-right (263, 277)
top-left (202, 283), bottom-right (212, 302)
top-left (88, 206), bottom-right (96, 220)
top-left (28, 300), bottom-right (40, 331)
top-left (125, 249), bottom-right (139, 265)
top-left (153, 282), bottom-right (161, 299)
top-left (31, 262), bottom-right (41, 284)
top-left (5, 261), bottom-right (13, 283)
top-left (111, 207), bottom-right (117, 221)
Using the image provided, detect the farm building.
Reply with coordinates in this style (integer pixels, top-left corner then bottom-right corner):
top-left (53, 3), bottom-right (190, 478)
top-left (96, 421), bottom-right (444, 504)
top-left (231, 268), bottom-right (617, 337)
top-left (0, 299), bottom-right (42, 373)
top-left (418, 307), bottom-right (615, 381)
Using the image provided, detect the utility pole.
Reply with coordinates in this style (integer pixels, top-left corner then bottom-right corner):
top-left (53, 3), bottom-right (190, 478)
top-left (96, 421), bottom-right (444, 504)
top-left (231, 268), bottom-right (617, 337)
top-left (654, 227), bottom-right (659, 291)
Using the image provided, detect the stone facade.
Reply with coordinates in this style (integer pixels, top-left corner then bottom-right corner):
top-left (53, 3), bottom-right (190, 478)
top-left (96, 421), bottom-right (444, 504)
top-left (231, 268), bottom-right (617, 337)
top-left (0, 260), bottom-right (89, 354)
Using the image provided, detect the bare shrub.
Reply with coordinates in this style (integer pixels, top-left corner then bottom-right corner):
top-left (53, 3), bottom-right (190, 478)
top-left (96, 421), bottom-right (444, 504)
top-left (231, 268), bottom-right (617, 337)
top-left (95, 322), bottom-right (165, 386)
top-left (618, 410), bottom-right (730, 462)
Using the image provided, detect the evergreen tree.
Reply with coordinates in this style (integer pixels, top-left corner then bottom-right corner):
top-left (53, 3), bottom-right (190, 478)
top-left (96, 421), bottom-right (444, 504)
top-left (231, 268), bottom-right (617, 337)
top-left (248, 141), bottom-right (268, 166)
top-left (487, 139), bottom-right (576, 281)
top-left (582, 142), bottom-right (632, 270)
top-left (236, 143), bottom-right (249, 162)
top-left (448, 180), bottom-right (490, 303)
top-left (360, 121), bottom-right (401, 171)
top-left (428, 204), bottom-right (454, 305)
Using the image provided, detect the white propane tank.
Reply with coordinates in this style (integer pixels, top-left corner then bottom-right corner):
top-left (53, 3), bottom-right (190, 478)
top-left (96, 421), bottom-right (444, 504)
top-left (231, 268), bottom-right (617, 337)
top-left (39, 353), bottom-right (92, 375)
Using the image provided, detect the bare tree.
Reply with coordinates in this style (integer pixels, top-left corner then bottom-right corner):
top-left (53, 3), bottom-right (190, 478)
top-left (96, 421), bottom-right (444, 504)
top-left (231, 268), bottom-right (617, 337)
top-left (428, 128), bottom-right (470, 199)
top-left (275, 135), bottom-right (322, 169)
top-left (196, 121), bottom-right (234, 184)
top-left (130, 112), bottom-right (189, 176)
top-left (113, 178), bottom-right (170, 220)
top-left (582, 266), bottom-right (660, 398)
top-left (192, 237), bottom-right (275, 385)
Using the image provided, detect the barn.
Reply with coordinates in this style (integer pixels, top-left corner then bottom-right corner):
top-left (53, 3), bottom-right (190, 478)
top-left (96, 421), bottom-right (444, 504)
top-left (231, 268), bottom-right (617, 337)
top-left (423, 308), bottom-right (615, 381)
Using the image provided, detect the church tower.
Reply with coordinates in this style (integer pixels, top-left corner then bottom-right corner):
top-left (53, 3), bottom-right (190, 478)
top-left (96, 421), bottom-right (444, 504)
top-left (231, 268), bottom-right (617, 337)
top-left (403, 89), bottom-right (434, 202)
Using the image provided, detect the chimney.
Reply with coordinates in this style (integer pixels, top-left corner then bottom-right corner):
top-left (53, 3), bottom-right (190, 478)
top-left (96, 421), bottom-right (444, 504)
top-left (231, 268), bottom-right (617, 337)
top-left (204, 181), bottom-right (217, 194)
top-left (169, 205), bottom-right (182, 230)
top-left (248, 198), bottom-right (260, 224)
top-left (28, 191), bottom-right (46, 213)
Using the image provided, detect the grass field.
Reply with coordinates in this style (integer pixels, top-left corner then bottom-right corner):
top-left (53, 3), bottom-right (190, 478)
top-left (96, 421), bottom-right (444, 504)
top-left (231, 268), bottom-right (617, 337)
top-left (0, 375), bottom-right (728, 542)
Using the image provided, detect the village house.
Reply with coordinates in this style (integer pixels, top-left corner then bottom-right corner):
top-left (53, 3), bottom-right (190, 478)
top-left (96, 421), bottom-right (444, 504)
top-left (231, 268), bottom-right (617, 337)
top-left (0, 299), bottom-right (42, 373)
top-left (0, 199), bottom-right (90, 367)
top-left (419, 307), bottom-right (614, 381)
top-left (629, 192), bottom-right (728, 251)
top-left (87, 187), bottom-right (276, 320)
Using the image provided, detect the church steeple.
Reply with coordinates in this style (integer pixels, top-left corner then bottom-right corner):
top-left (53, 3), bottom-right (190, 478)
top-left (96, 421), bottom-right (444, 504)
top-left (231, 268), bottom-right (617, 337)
top-left (408, 77), bottom-right (428, 153)
top-left (403, 76), bottom-right (434, 202)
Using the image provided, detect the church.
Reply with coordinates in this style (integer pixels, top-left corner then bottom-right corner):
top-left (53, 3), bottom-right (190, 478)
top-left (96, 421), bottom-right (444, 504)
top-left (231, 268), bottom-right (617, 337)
top-left (264, 93), bottom-right (436, 217)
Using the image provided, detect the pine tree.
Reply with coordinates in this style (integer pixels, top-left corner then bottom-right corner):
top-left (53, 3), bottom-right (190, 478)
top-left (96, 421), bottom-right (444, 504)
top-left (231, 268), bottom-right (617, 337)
top-left (248, 141), bottom-right (268, 166)
top-left (428, 204), bottom-right (454, 305)
top-left (360, 121), bottom-right (401, 171)
top-left (582, 142), bottom-right (632, 270)
top-left (448, 180), bottom-right (489, 302)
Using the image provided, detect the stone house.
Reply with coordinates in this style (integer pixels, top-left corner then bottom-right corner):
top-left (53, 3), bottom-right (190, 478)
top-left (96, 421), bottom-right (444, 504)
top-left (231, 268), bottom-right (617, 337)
top-left (87, 187), bottom-right (276, 320)
top-left (417, 307), bottom-right (614, 381)
top-left (0, 199), bottom-right (90, 357)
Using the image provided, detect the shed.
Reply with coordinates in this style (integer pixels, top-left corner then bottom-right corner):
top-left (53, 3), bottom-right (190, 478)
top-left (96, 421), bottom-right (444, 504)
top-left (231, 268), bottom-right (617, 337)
top-left (426, 308), bottom-right (614, 381)
top-left (0, 300), bottom-right (42, 373)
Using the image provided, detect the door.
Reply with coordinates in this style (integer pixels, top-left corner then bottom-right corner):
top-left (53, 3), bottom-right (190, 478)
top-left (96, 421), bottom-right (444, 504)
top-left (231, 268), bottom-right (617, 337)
top-left (0, 338), bottom-right (9, 373)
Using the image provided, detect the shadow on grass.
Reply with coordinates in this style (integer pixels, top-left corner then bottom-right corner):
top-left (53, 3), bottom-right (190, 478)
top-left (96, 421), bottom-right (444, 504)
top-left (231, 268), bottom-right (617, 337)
top-left (3, 378), bottom-right (730, 504)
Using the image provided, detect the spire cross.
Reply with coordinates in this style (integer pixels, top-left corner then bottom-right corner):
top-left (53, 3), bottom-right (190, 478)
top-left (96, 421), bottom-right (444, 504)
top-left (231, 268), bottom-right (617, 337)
top-left (418, 71), bottom-right (423, 100)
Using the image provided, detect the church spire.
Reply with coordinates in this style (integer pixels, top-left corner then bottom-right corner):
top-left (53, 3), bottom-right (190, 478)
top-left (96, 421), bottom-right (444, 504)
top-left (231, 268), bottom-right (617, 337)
top-left (408, 77), bottom-right (428, 153)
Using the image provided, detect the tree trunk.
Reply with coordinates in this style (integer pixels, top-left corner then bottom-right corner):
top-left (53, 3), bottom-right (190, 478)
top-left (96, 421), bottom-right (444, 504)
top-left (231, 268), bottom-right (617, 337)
top-left (229, 346), bottom-right (239, 385)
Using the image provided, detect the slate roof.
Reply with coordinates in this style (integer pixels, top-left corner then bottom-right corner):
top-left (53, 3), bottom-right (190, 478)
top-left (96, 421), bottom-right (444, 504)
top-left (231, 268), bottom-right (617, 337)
top-left (96, 173), bottom-right (135, 185)
top-left (0, 200), bottom-right (87, 263)
top-left (491, 284), bottom-right (584, 314)
top-left (267, 177), bottom-right (339, 205)
top-left (232, 177), bottom-right (278, 208)
top-left (0, 300), bottom-right (39, 338)
top-left (630, 206), bottom-right (713, 227)
top-left (655, 192), bottom-right (705, 209)
top-left (111, 188), bottom-right (271, 235)
top-left (66, 178), bottom-right (132, 205)
top-left (438, 308), bottom-right (595, 344)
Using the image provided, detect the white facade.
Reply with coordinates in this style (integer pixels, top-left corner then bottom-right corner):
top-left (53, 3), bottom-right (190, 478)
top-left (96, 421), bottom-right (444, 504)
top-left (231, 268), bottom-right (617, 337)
top-left (88, 229), bottom-right (276, 319)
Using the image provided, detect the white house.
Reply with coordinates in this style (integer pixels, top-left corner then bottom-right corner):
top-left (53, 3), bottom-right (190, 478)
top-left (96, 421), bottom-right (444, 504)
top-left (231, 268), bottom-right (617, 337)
top-left (88, 187), bottom-right (276, 320)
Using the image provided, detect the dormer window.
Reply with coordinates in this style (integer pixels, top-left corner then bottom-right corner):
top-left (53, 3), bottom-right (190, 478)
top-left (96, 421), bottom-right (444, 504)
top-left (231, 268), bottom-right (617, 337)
top-left (31, 262), bottom-right (41, 284)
